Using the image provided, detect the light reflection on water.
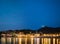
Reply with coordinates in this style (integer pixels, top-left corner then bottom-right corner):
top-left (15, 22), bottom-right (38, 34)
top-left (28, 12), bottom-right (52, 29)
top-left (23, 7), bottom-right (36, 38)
top-left (0, 37), bottom-right (60, 44)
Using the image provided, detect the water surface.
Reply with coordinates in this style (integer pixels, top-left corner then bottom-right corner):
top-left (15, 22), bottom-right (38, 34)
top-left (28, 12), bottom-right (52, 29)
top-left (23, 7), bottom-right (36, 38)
top-left (0, 37), bottom-right (60, 44)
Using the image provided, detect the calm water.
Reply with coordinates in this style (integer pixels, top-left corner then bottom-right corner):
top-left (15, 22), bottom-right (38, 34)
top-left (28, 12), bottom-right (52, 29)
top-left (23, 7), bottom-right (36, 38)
top-left (0, 37), bottom-right (60, 44)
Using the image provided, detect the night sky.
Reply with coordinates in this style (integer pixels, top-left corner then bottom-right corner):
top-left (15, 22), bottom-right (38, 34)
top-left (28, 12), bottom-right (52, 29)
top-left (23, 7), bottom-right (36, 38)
top-left (0, 0), bottom-right (60, 31)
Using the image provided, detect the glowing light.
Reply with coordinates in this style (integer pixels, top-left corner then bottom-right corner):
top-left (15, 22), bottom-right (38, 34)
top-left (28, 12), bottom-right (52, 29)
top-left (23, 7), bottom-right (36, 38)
top-left (7, 38), bottom-right (11, 44)
top-left (53, 38), bottom-right (55, 44)
top-left (1, 38), bottom-right (6, 44)
top-left (25, 38), bottom-right (27, 44)
top-left (42, 38), bottom-right (44, 44)
top-left (57, 39), bottom-right (58, 44)
top-left (19, 38), bottom-right (22, 44)
top-left (31, 38), bottom-right (33, 44)
top-left (37, 38), bottom-right (40, 44)
top-left (13, 38), bottom-right (16, 44)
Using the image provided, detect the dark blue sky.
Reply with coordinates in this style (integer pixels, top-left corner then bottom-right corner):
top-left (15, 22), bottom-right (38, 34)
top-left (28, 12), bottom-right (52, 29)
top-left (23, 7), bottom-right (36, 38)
top-left (0, 0), bottom-right (60, 31)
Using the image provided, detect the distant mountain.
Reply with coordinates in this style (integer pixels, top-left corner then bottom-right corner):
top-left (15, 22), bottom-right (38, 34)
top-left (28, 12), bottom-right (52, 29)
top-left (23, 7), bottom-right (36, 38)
top-left (38, 26), bottom-right (60, 34)
top-left (0, 26), bottom-right (60, 34)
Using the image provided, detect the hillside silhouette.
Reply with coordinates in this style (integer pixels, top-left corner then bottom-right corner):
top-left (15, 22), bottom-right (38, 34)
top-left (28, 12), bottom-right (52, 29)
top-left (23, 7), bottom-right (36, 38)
top-left (0, 26), bottom-right (60, 34)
